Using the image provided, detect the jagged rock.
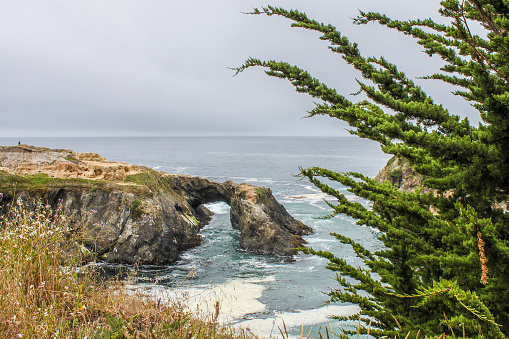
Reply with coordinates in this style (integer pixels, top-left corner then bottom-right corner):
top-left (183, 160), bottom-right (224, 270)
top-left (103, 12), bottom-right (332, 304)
top-left (166, 175), bottom-right (311, 256)
top-left (0, 145), bottom-right (311, 265)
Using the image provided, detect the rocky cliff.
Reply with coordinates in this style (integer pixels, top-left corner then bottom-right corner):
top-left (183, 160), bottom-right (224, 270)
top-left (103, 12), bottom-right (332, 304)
top-left (0, 145), bottom-right (311, 265)
top-left (375, 156), bottom-right (508, 213)
top-left (374, 156), bottom-right (423, 193)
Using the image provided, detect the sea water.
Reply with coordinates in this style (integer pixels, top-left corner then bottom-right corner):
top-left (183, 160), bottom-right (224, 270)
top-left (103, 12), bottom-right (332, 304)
top-left (0, 137), bottom-right (391, 337)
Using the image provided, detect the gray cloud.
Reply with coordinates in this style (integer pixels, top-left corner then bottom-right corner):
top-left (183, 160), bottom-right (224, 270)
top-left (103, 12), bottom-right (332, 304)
top-left (0, 0), bottom-right (479, 137)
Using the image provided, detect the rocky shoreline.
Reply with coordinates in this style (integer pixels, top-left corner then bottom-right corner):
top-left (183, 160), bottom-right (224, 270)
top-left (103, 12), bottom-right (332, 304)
top-left (0, 145), bottom-right (311, 265)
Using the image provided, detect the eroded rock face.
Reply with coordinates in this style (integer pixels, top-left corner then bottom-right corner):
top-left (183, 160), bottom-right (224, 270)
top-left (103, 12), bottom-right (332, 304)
top-left (2, 184), bottom-right (202, 265)
top-left (226, 182), bottom-right (310, 256)
top-left (0, 145), bottom-right (311, 264)
top-left (167, 175), bottom-right (312, 256)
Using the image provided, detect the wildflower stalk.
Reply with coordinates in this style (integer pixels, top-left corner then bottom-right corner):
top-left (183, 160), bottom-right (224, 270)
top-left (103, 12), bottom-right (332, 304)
top-left (0, 197), bottom-right (254, 338)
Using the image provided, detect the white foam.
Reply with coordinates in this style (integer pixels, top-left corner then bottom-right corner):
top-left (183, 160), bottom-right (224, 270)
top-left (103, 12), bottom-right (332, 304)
top-left (344, 194), bottom-right (361, 202)
top-left (205, 201), bottom-right (230, 214)
top-left (287, 192), bottom-right (361, 209)
top-left (235, 304), bottom-right (360, 338)
top-left (258, 179), bottom-right (280, 184)
top-left (136, 277), bottom-right (274, 324)
top-left (172, 166), bottom-right (190, 173)
top-left (289, 193), bottom-right (333, 202)
top-left (303, 185), bottom-right (321, 193)
top-left (230, 176), bottom-right (260, 183)
top-left (305, 237), bottom-right (338, 244)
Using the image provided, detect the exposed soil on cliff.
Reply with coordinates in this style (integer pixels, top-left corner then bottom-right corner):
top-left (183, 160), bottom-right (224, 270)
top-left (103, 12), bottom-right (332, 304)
top-left (0, 145), bottom-right (142, 181)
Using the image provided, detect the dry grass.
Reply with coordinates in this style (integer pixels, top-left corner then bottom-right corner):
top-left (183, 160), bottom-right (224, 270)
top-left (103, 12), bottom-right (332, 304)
top-left (0, 196), bottom-right (255, 339)
top-left (0, 196), bottom-right (465, 339)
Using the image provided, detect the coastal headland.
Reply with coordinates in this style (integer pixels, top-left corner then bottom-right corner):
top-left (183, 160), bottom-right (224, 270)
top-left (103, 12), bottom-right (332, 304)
top-left (0, 145), bottom-right (311, 265)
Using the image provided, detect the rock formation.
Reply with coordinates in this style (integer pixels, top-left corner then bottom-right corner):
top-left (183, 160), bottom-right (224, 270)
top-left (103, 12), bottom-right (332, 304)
top-left (375, 156), bottom-right (423, 193)
top-left (375, 156), bottom-right (509, 213)
top-left (0, 145), bottom-right (311, 265)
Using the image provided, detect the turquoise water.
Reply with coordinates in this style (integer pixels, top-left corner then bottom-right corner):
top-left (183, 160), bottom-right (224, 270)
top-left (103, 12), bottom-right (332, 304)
top-left (0, 137), bottom-right (391, 337)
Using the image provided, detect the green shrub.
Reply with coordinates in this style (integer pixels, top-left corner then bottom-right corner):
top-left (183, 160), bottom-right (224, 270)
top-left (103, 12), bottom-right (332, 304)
top-left (389, 168), bottom-right (404, 187)
top-left (254, 188), bottom-right (270, 205)
top-left (64, 156), bottom-right (79, 162)
top-left (130, 199), bottom-right (143, 221)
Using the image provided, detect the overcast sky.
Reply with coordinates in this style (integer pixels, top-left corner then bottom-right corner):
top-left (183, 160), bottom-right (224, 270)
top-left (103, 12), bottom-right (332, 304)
top-left (0, 1), bottom-right (480, 137)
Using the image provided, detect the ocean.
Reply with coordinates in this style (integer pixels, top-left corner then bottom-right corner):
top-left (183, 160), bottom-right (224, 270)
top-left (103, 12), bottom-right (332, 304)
top-left (0, 136), bottom-right (391, 337)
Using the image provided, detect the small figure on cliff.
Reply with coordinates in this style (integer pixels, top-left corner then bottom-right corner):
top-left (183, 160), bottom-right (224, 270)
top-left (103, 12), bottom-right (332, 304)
top-left (18, 141), bottom-right (20, 146)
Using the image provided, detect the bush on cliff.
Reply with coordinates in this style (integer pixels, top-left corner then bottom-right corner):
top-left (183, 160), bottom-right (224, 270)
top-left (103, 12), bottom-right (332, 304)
top-left (237, 1), bottom-right (509, 338)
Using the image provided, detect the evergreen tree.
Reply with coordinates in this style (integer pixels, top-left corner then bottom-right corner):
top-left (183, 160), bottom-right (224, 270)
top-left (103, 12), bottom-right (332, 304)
top-left (236, 1), bottom-right (509, 338)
